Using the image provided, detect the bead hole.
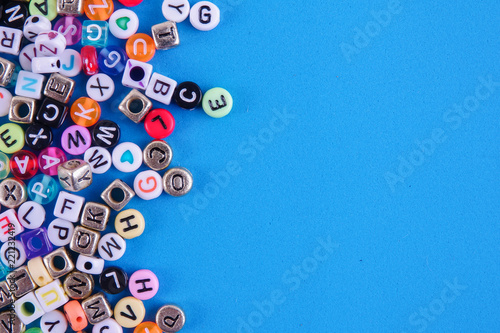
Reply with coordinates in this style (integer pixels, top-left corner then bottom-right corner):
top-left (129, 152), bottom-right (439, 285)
top-left (28, 237), bottom-right (43, 251)
top-left (16, 103), bottom-right (31, 118)
top-left (21, 302), bottom-right (35, 316)
top-left (84, 262), bottom-right (92, 270)
top-left (128, 98), bottom-right (144, 114)
top-left (77, 316), bottom-right (83, 322)
top-left (111, 188), bottom-right (125, 203)
top-left (52, 255), bottom-right (66, 271)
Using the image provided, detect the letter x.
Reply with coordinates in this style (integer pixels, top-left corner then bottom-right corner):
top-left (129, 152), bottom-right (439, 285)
top-left (3, 185), bottom-right (16, 201)
top-left (90, 77), bottom-right (110, 96)
top-left (28, 128), bottom-right (48, 145)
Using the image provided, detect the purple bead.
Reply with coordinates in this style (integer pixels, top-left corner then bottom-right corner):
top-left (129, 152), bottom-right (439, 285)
top-left (54, 17), bottom-right (82, 46)
top-left (20, 228), bottom-right (53, 259)
top-left (61, 125), bottom-right (92, 155)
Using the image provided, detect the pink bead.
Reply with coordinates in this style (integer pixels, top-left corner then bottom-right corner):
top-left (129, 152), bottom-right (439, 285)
top-left (54, 17), bottom-right (82, 46)
top-left (61, 125), bottom-right (92, 156)
top-left (129, 269), bottom-right (159, 300)
top-left (38, 147), bottom-right (67, 176)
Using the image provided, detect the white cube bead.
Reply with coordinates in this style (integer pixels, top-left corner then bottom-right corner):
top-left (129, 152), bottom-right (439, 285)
top-left (0, 88), bottom-right (13, 117)
top-left (190, 1), bottom-right (220, 31)
top-left (145, 72), bottom-right (177, 105)
top-left (23, 15), bottom-right (52, 42)
top-left (76, 255), bottom-right (105, 275)
top-left (41, 310), bottom-right (68, 333)
top-left (0, 26), bottom-right (23, 55)
top-left (17, 201), bottom-right (46, 229)
top-left (84, 146), bottom-right (112, 175)
top-left (0, 209), bottom-right (24, 242)
top-left (53, 191), bottom-right (85, 223)
top-left (0, 239), bottom-right (26, 268)
top-left (122, 59), bottom-right (153, 90)
top-left (112, 142), bottom-right (143, 173)
top-left (98, 233), bottom-right (126, 261)
top-left (35, 30), bottom-right (67, 57)
top-left (15, 70), bottom-right (45, 99)
top-left (32, 56), bottom-right (62, 74)
top-left (109, 9), bottom-right (139, 39)
top-left (59, 49), bottom-right (82, 78)
top-left (47, 218), bottom-right (75, 247)
top-left (162, 0), bottom-right (190, 23)
top-left (35, 279), bottom-right (69, 312)
top-left (93, 318), bottom-right (123, 333)
top-left (15, 291), bottom-right (46, 325)
top-left (86, 73), bottom-right (115, 102)
top-left (134, 170), bottom-right (163, 200)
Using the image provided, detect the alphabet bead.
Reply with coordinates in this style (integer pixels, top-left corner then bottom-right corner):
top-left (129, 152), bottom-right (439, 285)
top-left (59, 49), bottom-right (82, 77)
top-left (35, 31), bottom-right (67, 57)
top-left (20, 228), bottom-right (53, 259)
top-left (43, 247), bottom-right (75, 279)
top-left (18, 201), bottom-right (45, 229)
top-left (0, 178), bottom-right (27, 209)
top-left (143, 140), bottom-right (172, 171)
top-left (47, 218), bottom-right (74, 247)
top-left (112, 142), bottom-right (143, 173)
top-left (129, 269), bottom-right (159, 300)
top-left (63, 271), bottom-right (94, 300)
top-left (100, 179), bottom-right (135, 211)
top-left (117, 0), bottom-right (143, 6)
top-left (114, 209), bottom-right (145, 239)
top-left (162, 167), bottom-right (193, 197)
top-left (81, 292), bottom-right (112, 324)
top-left (81, 202), bottom-right (110, 231)
top-left (145, 73), bottom-right (177, 105)
top-left (99, 266), bottom-right (127, 294)
top-left (162, 0), bottom-right (190, 23)
top-left (0, 311), bottom-right (24, 333)
top-left (25, 124), bottom-right (53, 151)
top-left (69, 226), bottom-right (100, 256)
top-left (3, 2), bottom-right (28, 28)
top-left (118, 89), bottom-right (152, 123)
top-left (109, 9), bottom-right (139, 39)
top-left (53, 191), bottom-right (85, 222)
top-left (134, 170), bottom-right (163, 200)
top-left (151, 21), bottom-right (179, 50)
top-left (54, 16), bottom-right (82, 46)
top-left (58, 159), bottom-right (93, 192)
top-left (156, 305), bottom-right (185, 332)
top-left (10, 150), bottom-right (38, 180)
top-left (0, 152), bottom-right (9, 180)
top-left (144, 108), bottom-right (175, 139)
top-left (114, 297), bottom-right (145, 328)
top-left (7, 265), bottom-right (36, 298)
top-left (122, 59), bottom-right (153, 90)
top-left (44, 73), bottom-right (75, 103)
top-left (63, 300), bottom-right (88, 331)
top-left (57, 0), bottom-right (84, 16)
top-left (19, 44), bottom-right (38, 72)
top-left (190, 1), bottom-right (220, 31)
top-left (93, 318), bottom-right (123, 333)
top-left (36, 98), bottom-right (69, 128)
top-left (0, 239), bottom-right (26, 268)
top-left (82, 20), bottom-right (108, 47)
top-left (34, 279), bottom-right (69, 312)
top-left (38, 147), bottom-right (67, 176)
top-left (27, 256), bottom-right (53, 287)
top-left (0, 27), bottom-right (23, 55)
top-left (29, 0), bottom-right (58, 21)
top-left (75, 255), bottom-right (104, 275)
top-left (0, 209), bottom-right (24, 242)
top-left (86, 74), bottom-right (114, 102)
top-left (0, 280), bottom-right (14, 309)
top-left (81, 45), bottom-right (99, 76)
top-left (23, 15), bottom-right (52, 42)
top-left (0, 88), bottom-right (13, 117)
top-left (0, 123), bottom-right (24, 154)
top-left (40, 310), bottom-right (68, 333)
top-left (9, 96), bottom-right (37, 124)
top-left (202, 87), bottom-right (233, 118)
top-left (83, 0), bottom-right (114, 21)
top-left (14, 291), bottom-right (45, 325)
top-left (126, 33), bottom-right (155, 62)
top-left (134, 322), bottom-right (162, 333)
top-left (92, 120), bottom-right (120, 148)
top-left (98, 233), bottom-right (126, 261)
top-left (84, 147), bottom-right (112, 174)
top-left (98, 45), bottom-right (128, 76)
top-left (71, 97), bottom-right (101, 127)
top-left (27, 174), bottom-right (59, 205)
top-left (31, 56), bottom-right (62, 74)
top-left (173, 81), bottom-right (202, 110)
top-left (61, 125), bottom-right (92, 155)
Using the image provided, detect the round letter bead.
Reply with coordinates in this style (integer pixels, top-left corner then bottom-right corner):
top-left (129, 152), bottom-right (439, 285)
top-left (10, 150), bottom-right (38, 180)
top-left (0, 178), bottom-right (27, 208)
top-left (92, 120), bottom-right (120, 148)
top-left (35, 31), bottom-right (67, 56)
top-left (70, 97), bottom-right (101, 127)
top-left (61, 125), bottom-right (92, 155)
top-left (114, 297), bottom-right (145, 328)
top-left (162, 0), bottom-right (190, 23)
top-left (143, 140), bottom-right (172, 171)
top-left (98, 46), bottom-right (128, 76)
top-left (23, 15), bottom-right (52, 42)
top-left (126, 33), bottom-right (156, 62)
top-left (18, 201), bottom-right (46, 229)
top-left (29, 0), bottom-right (57, 21)
top-left (202, 87), bottom-right (233, 118)
top-left (98, 233), bottom-right (126, 261)
top-left (2, 2), bottom-right (29, 28)
top-left (163, 167), bottom-right (193, 197)
top-left (0, 240), bottom-right (26, 268)
top-left (81, 45), bottom-right (99, 76)
top-left (19, 44), bottom-right (38, 71)
top-left (93, 318), bottom-right (123, 333)
top-left (59, 49), bottom-right (82, 77)
top-left (54, 17), bottom-right (83, 46)
top-left (112, 142), bottom-right (143, 173)
top-left (0, 123), bottom-right (25, 154)
top-left (190, 1), bottom-right (220, 31)
top-left (47, 218), bottom-right (74, 247)
top-left (86, 74), bottom-right (114, 102)
top-left (156, 305), bottom-right (185, 332)
top-left (28, 174), bottom-right (59, 205)
top-left (84, 0), bottom-right (114, 20)
top-left (0, 153), bottom-right (10, 180)
top-left (129, 269), bottom-right (159, 300)
top-left (109, 9), bottom-right (139, 39)
top-left (134, 170), bottom-right (163, 200)
top-left (0, 88), bottom-right (13, 117)
top-left (25, 124), bottom-right (53, 151)
top-left (134, 322), bottom-right (162, 333)
top-left (38, 147), bottom-right (67, 176)
top-left (117, 0), bottom-right (143, 6)
top-left (115, 209), bottom-right (145, 239)
top-left (63, 300), bottom-right (88, 331)
top-left (41, 310), bottom-right (68, 333)
top-left (144, 109), bottom-right (175, 139)
top-left (174, 81), bottom-right (202, 110)
top-left (84, 147), bottom-right (112, 174)
top-left (100, 267), bottom-right (128, 294)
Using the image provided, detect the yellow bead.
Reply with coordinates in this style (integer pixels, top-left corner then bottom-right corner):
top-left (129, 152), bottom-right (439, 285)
top-left (114, 297), bottom-right (145, 328)
top-left (0, 123), bottom-right (25, 154)
top-left (115, 209), bottom-right (145, 239)
top-left (27, 256), bottom-right (53, 287)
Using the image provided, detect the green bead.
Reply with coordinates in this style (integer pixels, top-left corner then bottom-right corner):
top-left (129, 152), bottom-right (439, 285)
top-left (0, 152), bottom-right (9, 180)
top-left (29, 0), bottom-right (58, 21)
top-left (202, 87), bottom-right (233, 118)
top-left (28, 174), bottom-right (60, 205)
top-left (0, 123), bottom-right (25, 154)
top-left (25, 328), bottom-right (43, 333)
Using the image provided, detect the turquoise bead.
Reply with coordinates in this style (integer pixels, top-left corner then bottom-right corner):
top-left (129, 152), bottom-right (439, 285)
top-left (28, 174), bottom-right (59, 205)
top-left (82, 20), bottom-right (109, 48)
top-left (0, 152), bottom-right (9, 180)
top-left (0, 262), bottom-right (9, 279)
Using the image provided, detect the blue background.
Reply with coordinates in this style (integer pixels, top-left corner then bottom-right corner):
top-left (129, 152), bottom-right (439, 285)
top-left (2, 0), bottom-right (500, 332)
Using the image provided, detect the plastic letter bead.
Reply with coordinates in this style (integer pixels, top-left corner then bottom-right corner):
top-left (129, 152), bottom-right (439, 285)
top-left (10, 150), bottom-right (38, 180)
top-left (59, 49), bottom-right (82, 77)
top-left (0, 209), bottom-right (24, 242)
top-left (44, 73), bottom-right (75, 103)
top-left (43, 247), bottom-right (75, 279)
top-left (20, 228), bottom-right (53, 259)
top-left (35, 279), bottom-right (69, 312)
top-left (28, 175), bottom-right (59, 205)
top-left (40, 310), bottom-right (68, 333)
top-left (163, 167), bottom-right (193, 197)
top-left (23, 15), bottom-right (52, 42)
top-left (129, 269), bottom-right (159, 300)
top-left (100, 179), bottom-right (135, 211)
top-left (0, 123), bottom-right (25, 154)
top-left (38, 147), bottom-right (67, 176)
top-left (54, 16), bottom-right (83, 46)
top-left (0, 88), bottom-right (13, 117)
top-left (61, 125), bottom-right (92, 155)
top-left (81, 292), bottom-right (112, 324)
top-left (0, 27), bottom-right (23, 55)
top-left (83, 0), bottom-right (114, 21)
top-left (27, 256), bottom-right (53, 287)
top-left (114, 297), bottom-right (145, 328)
top-left (69, 225), bottom-right (100, 255)
top-left (0, 152), bottom-right (9, 180)
top-left (19, 44), bottom-right (38, 72)
top-left (25, 124), bottom-right (53, 151)
top-left (99, 267), bottom-right (128, 294)
top-left (35, 31), bottom-right (67, 56)
top-left (3, 2), bottom-right (29, 28)
top-left (0, 178), bottom-right (28, 209)
top-left (14, 292), bottom-right (45, 325)
top-left (143, 140), bottom-right (172, 171)
top-left (117, 0), bottom-right (143, 6)
top-left (81, 45), bottom-right (99, 76)
top-left (98, 233), bottom-right (126, 261)
top-left (162, 0), bottom-right (190, 23)
top-left (82, 20), bottom-right (108, 47)
top-left (9, 96), bottom-right (37, 124)
top-left (76, 255), bottom-right (104, 275)
top-left (190, 1), bottom-right (220, 31)
top-left (18, 201), bottom-right (46, 229)
top-left (84, 147), bottom-right (112, 174)
top-left (15, 70), bottom-right (45, 99)
top-left (29, 0), bottom-right (58, 21)
top-left (70, 97), bottom-right (101, 127)
top-left (202, 87), bottom-right (233, 118)
top-left (63, 271), bottom-right (94, 300)
top-left (134, 170), bottom-right (163, 200)
top-left (98, 46), bottom-right (128, 76)
top-left (156, 305), bottom-right (185, 332)
top-left (174, 81), bottom-right (202, 110)
top-left (112, 142), bottom-right (143, 173)
top-left (145, 73), bottom-right (177, 105)
top-left (32, 56), bottom-right (62, 74)
top-left (151, 21), bottom-right (179, 50)
top-left (47, 218), bottom-right (74, 247)
top-left (36, 98), bottom-right (69, 128)
top-left (126, 34), bottom-right (155, 62)
top-left (93, 318), bottom-right (123, 333)
top-left (135, 322), bottom-right (162, 333)
top-left (63, 300), bottom-right (88, 331)
top-left (109, 9), bottom-right (139, 39)
top-left (53, 191), bottom-right (85, 222)
top-left (144, 109), bottom-right (175, 139)
top-left (0, 239), bottom-right (26, 268)
top-left (92, 120), bottom-right (120, 148)
top-left (114, 209), bottom-right (145, 239)
top-left (122, 59), bottom-right (153, 90)
top-left (80, 202), bottom-right (110, 231)
top-left (86, 74), bottom-right (114, 102)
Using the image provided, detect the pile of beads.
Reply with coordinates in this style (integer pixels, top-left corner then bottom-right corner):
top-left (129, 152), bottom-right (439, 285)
top-left (0, 0), bottom-right (234, 331)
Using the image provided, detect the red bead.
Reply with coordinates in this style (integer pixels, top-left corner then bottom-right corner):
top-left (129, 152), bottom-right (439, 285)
top-left (81, 46), bottom-right (99, 76)
top-left (10, 150), bottom-right (38, 180)
top-left (144, 109), bottom-right (175, 139)
top-left (117, 0), bottom-right (143, 7)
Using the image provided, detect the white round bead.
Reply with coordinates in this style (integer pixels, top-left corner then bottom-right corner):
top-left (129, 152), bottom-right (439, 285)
top-left (0, 240), bottom-right (26, 268)
top-left (76, 255), bottom-right (105, 275)
top-left (190, 1), bottom-right (220, 31)
top-left (86, 73), bottom-right (115, 102)
top-left (84, 146), bottom-right (112, 174)
top-left (162, 0), bottom-right (190, 22)
top-left (59, 49), bottom-right (82, 77)
top-left (35, 30), bottom-right (67, 56)
top-left (17, 201), bottom-right (45, 229)
top-left (0, 88), bottom-right (12, 117)
top-left (109, 9), bottom-right (139, 39)
top-left (112, 142), bottom-right (143, 173)
top-left (40, 310), bottom-right (68, 333)
top-left (134, 170), bottom-right (163, 200)
top-left (47, 218), bottom-right (75, 247)
top-left (93, 318), bottom-right (123, 333)
top-left (23, 15), bottom-right (52, 43)
top-left (98, 233), bottom-right (126, 261)
top-left (19, 44), bottom-right (37, 71)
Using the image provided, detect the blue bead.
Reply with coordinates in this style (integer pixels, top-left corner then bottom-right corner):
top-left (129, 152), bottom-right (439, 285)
top-left (98, 46), bottom-right (128, 76)
top-left (82, 20), bottom-right (109, 48)
top-left (0, 262), bottom-right (9, 279)
top-left (27, 174), bottom-right (60, 205)
top-left (20, 228), bottom-right (53, 260)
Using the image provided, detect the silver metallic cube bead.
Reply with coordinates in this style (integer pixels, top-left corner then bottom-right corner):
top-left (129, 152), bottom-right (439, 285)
top-left (69, 226), bottom-right (100, 256)
top-left (43, 247), bottom-right (75, 279)
top-left (6, 266), bottom-right (36, 298)
top-left (151, 21), bottom-right (180, 50)
top-left (143, 140), bottom-right (173, 171)
top-left (8, 96), bottom-right (37, 124)
top-left (0, 57), bottom-right (16, 87)
top-left (118, 89), bottom-right (152, 123)
top-left (156, 305), bottom-right (186, 332)
top-left (81, 292), bottom-right (112, 325)
top-left (0, 281), bottom-right (14, 310)
top-left (0, 178), bottom-right (27, 209)
top-left (58, 159), bottom-right (93, 192)
top-left (163, 167), bottom-right (193, 197)
top-left (57, 0), bottom-right (84, 16)
top-left (44, 73), bottom-right (75, 103)
top-left (0, 311), bottom-right (24, 333)
top-left (100, 179), bottom-right (135, 211)
top-left (80, 202), bottom-right (111, 231)
top-left (63, 271), bottom-right (94, 300)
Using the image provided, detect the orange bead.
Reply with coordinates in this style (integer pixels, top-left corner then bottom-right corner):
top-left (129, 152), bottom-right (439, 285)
top-left (126, 34), bottom-right (156, 62)
top-left (63, 300), bottom-right (88, 331)
top-left (84, 0), bottom-right (114, 21)
top-left (70, 97), bottom-right (101, 127)
top-left (134, 322), bottom-right (162, 333)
